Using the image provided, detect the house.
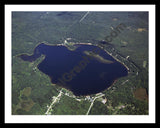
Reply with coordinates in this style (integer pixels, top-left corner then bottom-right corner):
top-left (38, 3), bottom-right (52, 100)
top-left (101, 98), bottom-right (107, 104)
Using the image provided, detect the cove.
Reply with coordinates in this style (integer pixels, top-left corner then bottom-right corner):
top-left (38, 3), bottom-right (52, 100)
top-left (19, 43), bottom-right (128, 96)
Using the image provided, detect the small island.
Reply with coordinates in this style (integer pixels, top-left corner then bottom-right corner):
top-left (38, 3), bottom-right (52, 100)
top-left (83, 50), bottom-right (114, 64)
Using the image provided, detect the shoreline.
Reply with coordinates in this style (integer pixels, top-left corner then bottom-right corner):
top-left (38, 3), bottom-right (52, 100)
top-left (17, 41), bottom-right (129, 97)
top-left (18, 41), bottom-right (129, 72)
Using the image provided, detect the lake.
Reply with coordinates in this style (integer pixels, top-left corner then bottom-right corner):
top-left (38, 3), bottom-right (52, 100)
top-left (20, 43), bottom-right (128, 96)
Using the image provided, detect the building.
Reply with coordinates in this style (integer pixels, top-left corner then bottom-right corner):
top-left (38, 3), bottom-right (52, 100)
top-left (101, 98), bottom-right (107, 104)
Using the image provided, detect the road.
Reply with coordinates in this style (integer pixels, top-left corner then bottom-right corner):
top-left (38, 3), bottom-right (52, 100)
top-left (121, 79), bottom-right (129, 85)
top-left (79, 11), bottom-right (90, 22)
top-left (45, 89), bottom-right (105, 115)
top-left (45, 89), bottom-right (63, 115)
top-left (86, 94), bottom-right (105, 115)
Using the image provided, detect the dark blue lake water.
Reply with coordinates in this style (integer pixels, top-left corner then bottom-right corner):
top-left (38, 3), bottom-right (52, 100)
top-left (20, 43), bottom-right (128, 96)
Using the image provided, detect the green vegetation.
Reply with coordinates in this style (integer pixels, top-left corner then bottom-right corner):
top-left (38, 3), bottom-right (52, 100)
top-left (12, 55), bottom-right (59, 114)
top-left (12, 12), bottom-right (148, 115)
top-left (51, 95), bottom-right (90, 115)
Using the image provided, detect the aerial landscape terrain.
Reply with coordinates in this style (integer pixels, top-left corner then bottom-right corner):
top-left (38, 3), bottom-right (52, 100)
top-left (12, 11), bottom-right (148, 115)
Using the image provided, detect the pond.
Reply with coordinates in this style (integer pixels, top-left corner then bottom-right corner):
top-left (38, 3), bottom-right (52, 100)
top-left (20, 43), bottom-right (128, 96)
